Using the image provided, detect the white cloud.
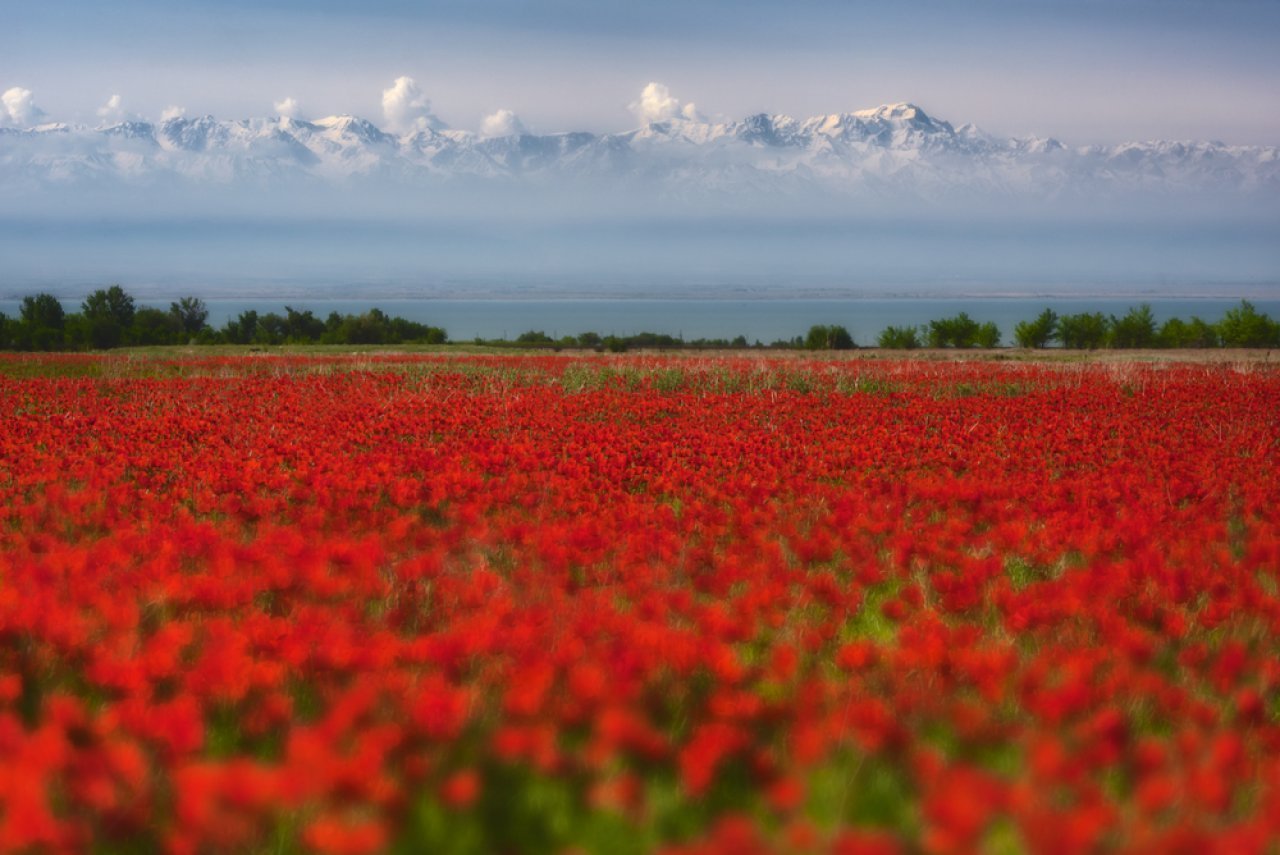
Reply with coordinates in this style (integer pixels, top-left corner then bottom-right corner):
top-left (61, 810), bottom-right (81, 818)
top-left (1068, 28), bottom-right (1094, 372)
top-left (381, 76), bottom-right (445, 135)
top-left (160, 105), bottom-right (186, 121)
top-left (630, 82), bottom-right (702, 125)
top-left (96, 94), bottom-right (127, 124)
top-left (1, 86), bottom-right (45, 127)
top-left (274, 97), bottom-right (300, 119)
top-left (480, 108), bottom-right (525, 138)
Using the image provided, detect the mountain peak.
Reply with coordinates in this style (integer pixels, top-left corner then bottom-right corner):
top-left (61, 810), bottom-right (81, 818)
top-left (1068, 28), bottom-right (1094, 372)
top-left (852, 103), bottom-right (930, 123)
top-left (733, 113), bottom-right (800, 146)
top-left (1, 105), bottom-right (1273, 197)
top-left (315, 114), bottom-right (364, 129)
top-left (313, 115), bottom-right (394, 143)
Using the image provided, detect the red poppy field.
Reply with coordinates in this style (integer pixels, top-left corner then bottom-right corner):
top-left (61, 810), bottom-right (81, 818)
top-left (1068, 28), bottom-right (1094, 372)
top-left (1, 353), bottom-right (1278, 854)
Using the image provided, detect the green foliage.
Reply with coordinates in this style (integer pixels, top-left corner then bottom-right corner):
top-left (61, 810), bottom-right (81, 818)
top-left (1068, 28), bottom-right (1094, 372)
top-left (975, 321), bottom-right (1001, 349)
top-left (20, 293), bottom-right (66, 331)
top-left (18, 293), bottom-right (67, 351)
top-left (77, 285), bottom-right (138, 349)
top-left (217, 307), bottom-right (447, 346)
top-left (170, 296), bottom-right (210, 337)
top-left (1185, 317), bottom-right (1221, 348)
top-left (1216, 300), bottom-right (1280, 347)
top-left (490, 331), bottom-right (702, 352)
top-left (255, 312), bottom-right (288, 345)
top-left (626, 332), bottom-right (683, 349)
top-left (3, 287), bottom-right (1276, 354)
top-left (284, 306), bottom-right (327, 342)
top-left (1013, 309), bottom-right (1057, 348)
top-left (1107, 304), bottom-right (1157, 348)
top-left (804, 324), bottom-right (855, 350)
top-left (1158, 316), bottom-right (1219, 348)
top-left (82, 284), bottom-right (136, 329)
top-left (926, 312), bottom-right (995, 348)
top-left (132, 307), bottom-right (183, 345)
top-left (1057, 312), bottom-right (1109, 350)
top-left (877, 325), bottom-right (921, 349)
top-left (223, 310), bottom-right (260, 345)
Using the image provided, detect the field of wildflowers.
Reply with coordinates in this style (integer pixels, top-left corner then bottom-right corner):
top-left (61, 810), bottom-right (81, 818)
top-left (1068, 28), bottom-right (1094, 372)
top-left (0, 353), bottom-right (1277, 853)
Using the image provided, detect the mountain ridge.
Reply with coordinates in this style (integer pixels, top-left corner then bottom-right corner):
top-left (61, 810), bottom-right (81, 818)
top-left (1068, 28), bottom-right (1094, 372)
top-left (2, 102), bottom-right (1276, 199)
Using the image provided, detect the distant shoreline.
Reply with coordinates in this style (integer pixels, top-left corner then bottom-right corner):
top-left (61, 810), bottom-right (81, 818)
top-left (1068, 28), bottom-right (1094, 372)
top-left (3, 288), bottom-right (1277, 352)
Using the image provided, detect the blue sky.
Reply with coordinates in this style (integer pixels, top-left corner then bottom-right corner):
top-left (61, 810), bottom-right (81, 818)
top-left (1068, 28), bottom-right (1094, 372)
top-left (5, 0), bottom-right (1279, 143)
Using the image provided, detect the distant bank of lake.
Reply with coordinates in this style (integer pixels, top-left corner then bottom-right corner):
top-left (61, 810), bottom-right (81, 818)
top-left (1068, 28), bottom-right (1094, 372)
top-left (2, 298), bottom-right (1277, 345)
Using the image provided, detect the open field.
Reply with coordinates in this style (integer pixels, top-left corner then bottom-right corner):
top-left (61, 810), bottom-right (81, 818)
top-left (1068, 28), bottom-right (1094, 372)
top-left (0, 345), bottom-right (1275, 381)
top-left (1, 352), bottom-right (1278, 853)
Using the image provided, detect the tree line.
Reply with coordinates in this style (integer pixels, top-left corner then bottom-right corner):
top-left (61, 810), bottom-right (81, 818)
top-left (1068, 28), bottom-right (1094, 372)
top-left (0, 287), bottom-right (446, 350)
top-left (799, 303), bottom-right (1277, 350)
top-left (872, 303), bottom-right (1279, 350)
top-left (1, 288), bottom-right (1277, 352)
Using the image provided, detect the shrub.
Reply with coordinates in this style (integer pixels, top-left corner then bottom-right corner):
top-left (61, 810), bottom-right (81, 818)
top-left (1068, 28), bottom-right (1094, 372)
top-left (1217, 300), bottom-right (1280, 347)
top-left (1013, 309), bottom-right (1058, 349)
top-left (804, 325), bottom-right (855, 350)
top-left (1107, 304), bottom-right (1157, 349)
top-left (170, 297), bottom-right (210, 337)
top-left (132, 308), bottom-right (183, 345)
top-left (878, 325), bottom-right (922, 349)
top-left (1058, 312), bottom-right (1109, 350)
top-left (1158, 316), bottom-right (1219, 348)
top-left (975, 321), bottom-right (1001, 349)
top-left (927, 313), bottom-right (982, 348)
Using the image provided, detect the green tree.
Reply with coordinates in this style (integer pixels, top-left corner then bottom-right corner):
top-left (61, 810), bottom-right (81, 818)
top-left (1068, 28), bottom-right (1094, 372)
top-left (169, 297), bottom-right (210, 337)
top-left (1183, 316), bottom-right (1220, 348)
top-left (82, 285), bottom-right (138, 348)
top-left (222, 310), bottom-right (259, 344)
top-left (1217, 300), bottom-right (1280, 347)
top-left (330, 309), bottom-right (393, 344)
top-left (1108, 304), bottom-right (1157, 348)
top-left (927, 313), bottom-right (981, 348)
top-left (627, 332), bottom-right (682, 349)
top-left (284, 306), bottom-right (326, 342)
top-left (19, 293), bottom-right (67, 350)
top-left (1058, 312), bottom-right (1109, 350)
top-left (21, 293), bottom-right (66, 330)
top-left (975, 321), bottom-right (1001, 349)
top-left (1158, 316), bottom-right (1219, 348)
top-left (82, 285), bottom-right (136, 328)
top-left (1158, 317), bottom-right (1189, 348)
top-left (877, 325), bottom-right (921, 349)
top-left (132, 308), bottom-right (182, 345)
top-left (1013, 309), bottom-right (1058, 348)
top-left (804, 324), bottom-right (855, 350)
top-left (387, 317), bottom-right (446, 344)
top-left (254, 313), bottom-right (287, 345)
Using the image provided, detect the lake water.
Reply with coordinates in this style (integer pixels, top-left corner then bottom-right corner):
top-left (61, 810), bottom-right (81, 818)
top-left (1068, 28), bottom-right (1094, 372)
top-left (2, 297), bottom-right (1277, 345)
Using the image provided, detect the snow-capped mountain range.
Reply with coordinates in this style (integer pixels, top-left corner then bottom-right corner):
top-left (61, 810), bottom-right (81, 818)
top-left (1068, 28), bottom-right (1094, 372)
top-left (3, 102), bottom-right (1277, 200)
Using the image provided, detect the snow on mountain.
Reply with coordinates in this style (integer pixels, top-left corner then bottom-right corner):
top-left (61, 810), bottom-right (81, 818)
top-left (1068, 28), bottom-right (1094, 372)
top-left (1, 102), bottom-right (1275, 199)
